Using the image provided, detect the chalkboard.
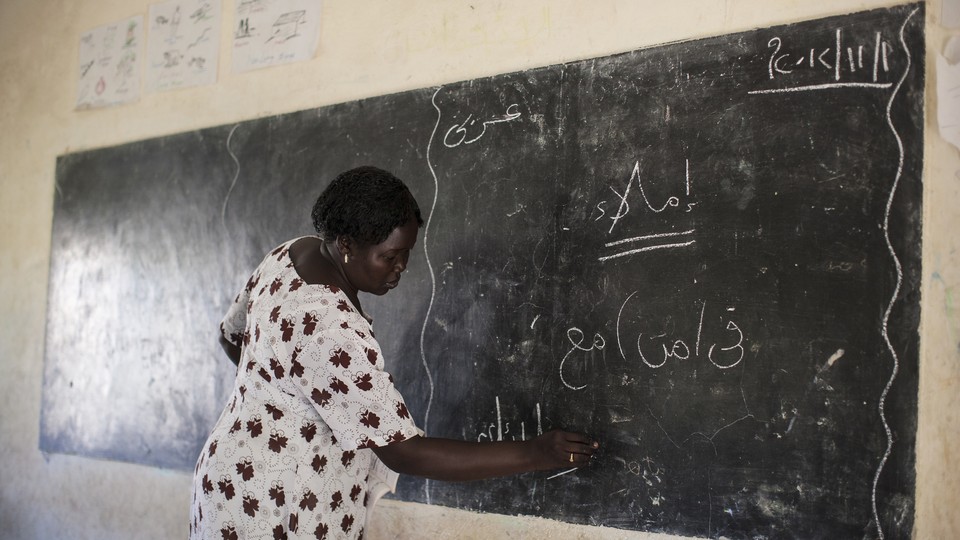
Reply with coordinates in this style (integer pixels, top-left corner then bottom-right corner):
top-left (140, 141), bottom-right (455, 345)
top-left (42, 4), bottom-right (923, 538)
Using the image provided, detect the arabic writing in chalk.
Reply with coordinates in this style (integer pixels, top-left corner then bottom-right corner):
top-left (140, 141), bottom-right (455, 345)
top-left (443, 104), bottom-right (522, 148)
top-left (593, 158), bottom-right (697, 262)
top-left (559, 297), bottom-right (747, 391)
top-left (751, 25), bottom-right (898, 94)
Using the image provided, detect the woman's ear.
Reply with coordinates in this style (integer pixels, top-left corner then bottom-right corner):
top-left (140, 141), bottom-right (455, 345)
top-left (336, 236), bottom-right (353, 261)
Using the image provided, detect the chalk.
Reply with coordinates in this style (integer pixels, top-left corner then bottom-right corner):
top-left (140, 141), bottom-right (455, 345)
top-left (546, 467), bottom-right (578, 480)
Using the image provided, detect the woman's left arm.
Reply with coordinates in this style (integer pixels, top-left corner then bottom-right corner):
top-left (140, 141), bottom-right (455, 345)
top-left (219, 334), bottom-right (242, 366)
top-left (372, 429), bottom-right (598, 482)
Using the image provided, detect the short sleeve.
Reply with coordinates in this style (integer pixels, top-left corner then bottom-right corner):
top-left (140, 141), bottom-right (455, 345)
top-left (297, 321), bottom-right (420, 451)
top-left (220, 270), bottom-right (258, 348)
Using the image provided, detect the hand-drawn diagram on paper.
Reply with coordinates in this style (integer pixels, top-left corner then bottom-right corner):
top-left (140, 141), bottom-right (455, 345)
top-left (146, 0), bottom-right (222, 93)
top-left (232, 0), bottom-right (321, 72)
top-left (76, 15), bottom-right (143, 110)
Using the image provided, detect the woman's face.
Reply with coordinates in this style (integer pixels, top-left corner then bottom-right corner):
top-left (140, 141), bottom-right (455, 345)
top-left (346, 218), bottom-right (419, 295)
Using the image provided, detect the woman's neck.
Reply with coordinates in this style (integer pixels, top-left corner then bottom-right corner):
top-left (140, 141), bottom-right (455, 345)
top-left (319, 240), bottom-right (362, 313)
top-left (290, 237), bottom-right (363, 314)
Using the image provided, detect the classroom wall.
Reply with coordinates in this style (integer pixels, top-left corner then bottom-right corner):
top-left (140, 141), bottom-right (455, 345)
top-left (1, 0), bottom-right (956, 538)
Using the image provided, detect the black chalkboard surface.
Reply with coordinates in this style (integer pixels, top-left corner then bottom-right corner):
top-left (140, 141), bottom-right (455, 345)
top-left (43, 4), bottom-right (923, 538)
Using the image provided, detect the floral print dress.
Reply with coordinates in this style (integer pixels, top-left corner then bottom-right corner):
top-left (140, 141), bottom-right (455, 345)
top-left (190, 239), bottom-right (421, 540)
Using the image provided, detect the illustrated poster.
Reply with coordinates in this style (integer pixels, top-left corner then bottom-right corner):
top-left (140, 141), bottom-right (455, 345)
top-left (232, 0), bottom-right (321, 72)
top-left (146, 0), bottom-right (222, 92)
top-left (77, 16), bottom-right (144, 110)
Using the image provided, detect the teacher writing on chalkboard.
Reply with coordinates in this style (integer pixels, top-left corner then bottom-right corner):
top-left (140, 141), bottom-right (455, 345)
top-left (189, 166), bottom-right (599, 540)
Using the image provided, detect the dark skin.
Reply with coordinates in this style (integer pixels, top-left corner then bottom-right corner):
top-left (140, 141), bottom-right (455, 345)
top-left (223, 218), bottom-right (599, 482)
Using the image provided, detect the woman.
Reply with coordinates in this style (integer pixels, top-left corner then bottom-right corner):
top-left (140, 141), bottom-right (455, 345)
top-left (190, 166), bottom-right (598, 540)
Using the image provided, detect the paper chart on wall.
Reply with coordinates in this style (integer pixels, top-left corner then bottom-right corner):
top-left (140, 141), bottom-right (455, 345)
top-left (937, 36), bottom-right (960, 152)
top-left (76, 16), bottom-right (144, 110)
top-left (145, 0), bottom-right (222, 93)
top-left (232, 0), bottom-right (321, 72)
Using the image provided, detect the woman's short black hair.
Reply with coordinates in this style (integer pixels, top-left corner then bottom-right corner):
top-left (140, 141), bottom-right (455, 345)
top-left (311, 166), bottom-right (424, 246)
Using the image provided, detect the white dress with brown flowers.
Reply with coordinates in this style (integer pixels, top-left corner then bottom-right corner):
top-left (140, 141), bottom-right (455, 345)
top-left (190, 239), bottom-right (421, 540)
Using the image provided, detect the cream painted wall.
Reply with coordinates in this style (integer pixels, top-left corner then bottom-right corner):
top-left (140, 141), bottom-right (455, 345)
top-left (1, 1), bottom-right (956, 538)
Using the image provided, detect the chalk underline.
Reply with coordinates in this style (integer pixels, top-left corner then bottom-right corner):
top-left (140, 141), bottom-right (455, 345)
top-left (598, 240), bottom-right (696, 262)
top-left (748, 81), bottom-right (893, 94)
top-left (605, 229), bottom-right (696, 248)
